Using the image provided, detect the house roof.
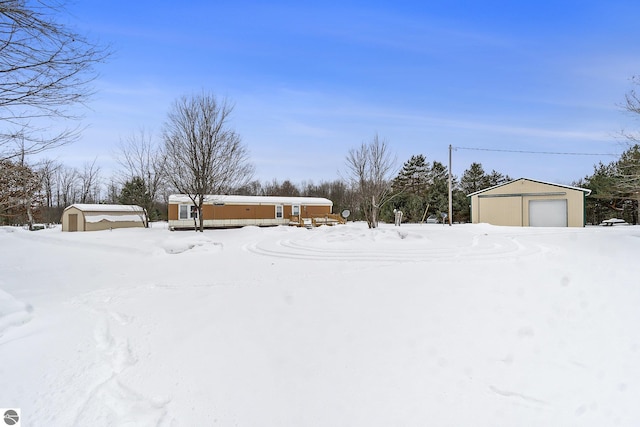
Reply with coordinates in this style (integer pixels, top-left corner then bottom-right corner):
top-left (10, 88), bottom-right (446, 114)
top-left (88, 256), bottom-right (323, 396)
top-left (467, 178), bottom-right (592, 197)
top-left (168, 194), bottom-right (333, 206)
top-left (65, 204), bottom-right (145, 213)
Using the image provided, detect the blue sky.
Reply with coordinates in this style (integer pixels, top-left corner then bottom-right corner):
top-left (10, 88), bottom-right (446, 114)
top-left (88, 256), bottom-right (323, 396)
top-left (54, 0), bottom-right (640, 186)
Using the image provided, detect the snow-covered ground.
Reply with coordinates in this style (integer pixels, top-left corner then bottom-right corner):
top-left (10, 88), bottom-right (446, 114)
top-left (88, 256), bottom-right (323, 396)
top-left (1, 222), bottom-right (640, 426)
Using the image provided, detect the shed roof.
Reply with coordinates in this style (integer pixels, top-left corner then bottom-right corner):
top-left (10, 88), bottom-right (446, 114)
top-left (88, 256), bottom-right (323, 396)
top-left (64, 204), bottom-right (145, 213)
top-left (467, 178), bottom-right (592, 197)
top-left (168, 194), bottom-right (333, 206)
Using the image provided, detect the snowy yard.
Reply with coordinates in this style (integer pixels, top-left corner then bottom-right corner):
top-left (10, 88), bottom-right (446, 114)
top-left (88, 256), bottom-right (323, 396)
top-left (1, 222), bottom-right (639, 426)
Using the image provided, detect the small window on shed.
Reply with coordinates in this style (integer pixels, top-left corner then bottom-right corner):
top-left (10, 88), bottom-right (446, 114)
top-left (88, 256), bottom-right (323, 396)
top-left (276, 205), bottom-right (283, 219)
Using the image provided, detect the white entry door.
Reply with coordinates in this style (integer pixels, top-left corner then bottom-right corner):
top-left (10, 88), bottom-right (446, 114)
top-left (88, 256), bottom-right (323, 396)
top-left (529, 199), bottom-right (567, 227)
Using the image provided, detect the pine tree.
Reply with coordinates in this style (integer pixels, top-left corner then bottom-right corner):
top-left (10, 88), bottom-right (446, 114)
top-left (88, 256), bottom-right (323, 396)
top-left (119, 176), bottom-right (152, 226)
top-left (426, 161), bottom-right (450, 219)
top-left (460, 162), bottom-right (489, 195)
top-left (392, 155), bottom-right (430, 195)
top-left (389, 155), bottom-right (431, 222)
top-left (487, 170), bottom-right (511, 187)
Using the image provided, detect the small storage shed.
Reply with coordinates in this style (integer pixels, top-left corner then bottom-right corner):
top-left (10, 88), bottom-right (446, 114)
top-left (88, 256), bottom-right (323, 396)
top-left (61, 204), bottom-right (145, 232)
top-left (168, 194), bottom-right (338, 229)
top-left (468, 178), bottom-right (591, 227)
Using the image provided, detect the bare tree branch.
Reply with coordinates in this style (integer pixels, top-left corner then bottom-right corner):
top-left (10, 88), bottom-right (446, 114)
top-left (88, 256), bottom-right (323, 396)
top-left (114, 129), bottom-right (167, 226)
top-left (0, 0), bottom-right (109, 161)
top-left (163, 92), bottom-right (254, 231)
top-left (343, 134), bottom-right (396, 228)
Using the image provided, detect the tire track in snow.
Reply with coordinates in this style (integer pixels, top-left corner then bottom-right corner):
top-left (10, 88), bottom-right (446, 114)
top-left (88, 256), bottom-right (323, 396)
top-left (243, 234), bottom-right (546, 263)
top-left (489, 385), bottom-right (550, 406)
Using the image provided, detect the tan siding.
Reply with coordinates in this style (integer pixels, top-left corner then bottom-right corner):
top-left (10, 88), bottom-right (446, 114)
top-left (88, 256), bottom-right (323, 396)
top-left (211, 205), bottom-right (224, 219)
top-left (85, 220), bottom-right (144, 231)
top-left (62, 207), bottom-right (145, 231)
top-left (168, 204), bottom-right (178, 220)
top-left (62, 206), bottom-right (84, 232)
top-left (168, 196), bottom-right (335, 228)
top-left (478, 197), bottom-right (522, 226)
top-left (481, 179), bottom-right (567, 196)
top-left (471, 179), bottom-right (586, 227)
top-left (304, 205), bottom-right (332, 216)
top-left (255, 205), bottom-right (274, 218)
top-left (202, 204), bottom-right (214, 218)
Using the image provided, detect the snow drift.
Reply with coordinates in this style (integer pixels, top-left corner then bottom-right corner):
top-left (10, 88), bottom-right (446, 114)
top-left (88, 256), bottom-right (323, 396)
top-left (1, 222), bottom-right (639, 426)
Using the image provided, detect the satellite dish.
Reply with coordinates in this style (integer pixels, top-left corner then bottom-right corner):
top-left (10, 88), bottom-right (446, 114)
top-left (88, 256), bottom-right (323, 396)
top-left (341, 209), bottom-right (351, 219)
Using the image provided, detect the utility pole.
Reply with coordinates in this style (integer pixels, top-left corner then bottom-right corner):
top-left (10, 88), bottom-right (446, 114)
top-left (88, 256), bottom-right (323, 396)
top-left (448, 144), bottom-right (452, 226)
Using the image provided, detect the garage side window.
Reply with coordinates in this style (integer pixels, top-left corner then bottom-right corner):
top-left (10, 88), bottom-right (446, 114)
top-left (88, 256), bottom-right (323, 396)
top-left (179, 204), bottom-right (198, 220)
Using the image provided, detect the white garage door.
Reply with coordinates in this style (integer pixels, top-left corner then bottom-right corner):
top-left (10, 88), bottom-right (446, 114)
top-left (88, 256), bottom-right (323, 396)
top-left (529, 199), bottom-right (567, 227)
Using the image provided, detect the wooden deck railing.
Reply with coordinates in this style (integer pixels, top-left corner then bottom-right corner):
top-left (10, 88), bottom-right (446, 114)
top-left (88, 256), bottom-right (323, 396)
top-left (289, 213), bottom-right (346, 227)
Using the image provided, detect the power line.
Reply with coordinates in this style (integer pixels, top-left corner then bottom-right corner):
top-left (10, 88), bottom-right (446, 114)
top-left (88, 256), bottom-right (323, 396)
top-left (454, 146), bottom-right (618, 156)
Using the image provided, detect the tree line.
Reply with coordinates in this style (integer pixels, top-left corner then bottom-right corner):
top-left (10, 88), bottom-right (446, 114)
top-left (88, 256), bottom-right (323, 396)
top-left (3, 89), bottom-right (640, 229)
top-left (0, 125), bottom-right (511, 230)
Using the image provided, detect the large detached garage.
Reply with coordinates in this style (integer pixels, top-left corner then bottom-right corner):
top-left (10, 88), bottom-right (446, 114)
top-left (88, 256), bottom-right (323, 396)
top-left (469, 178), bottom-right (591, 227)
top-left (61, 204), bottom-right (145, 232)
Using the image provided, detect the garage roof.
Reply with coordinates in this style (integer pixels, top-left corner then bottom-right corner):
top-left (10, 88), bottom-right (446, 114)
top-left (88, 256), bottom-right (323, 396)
top-left (467, 178), bottom-right (592, 197)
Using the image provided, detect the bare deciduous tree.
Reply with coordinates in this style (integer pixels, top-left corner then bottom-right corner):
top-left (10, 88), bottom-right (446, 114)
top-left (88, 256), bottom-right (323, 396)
top-left (36, 158), bottom-right (62, 222)
top-left (115, 129), bottom-right (167, 227)
top-left (0, 0), bottom-right (108, 161)
top-left (344, 134), bottom-right (396, 228)
top-left (262, 179), bottom-right (300, 197)
top-left (56, 165), bottom-right (79, 208)
top-left (617, 76), bottom-right (640, 222)
top-left (78, 158), bottom-right (101, 203)
top-left (163, 92), bottom-right (254, 231)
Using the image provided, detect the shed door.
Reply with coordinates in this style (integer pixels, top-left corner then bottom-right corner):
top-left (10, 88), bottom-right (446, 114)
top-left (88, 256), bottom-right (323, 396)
top-left (529, 199), bottom-right (567, 227)
top-left (68, 214), bottom-right (78, 232)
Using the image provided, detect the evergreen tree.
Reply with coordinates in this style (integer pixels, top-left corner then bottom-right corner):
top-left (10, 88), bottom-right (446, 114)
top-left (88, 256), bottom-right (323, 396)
top-left (487, 169), bottom-right (511, 187)
top-left (459, 162), bottom-right (489, 195)
top-left (389, 155), bottom-right (431, 222)
top-left (612, 145), bottom-right (640, 224)
top-left (119, 176), bottom-right (152, 226)
top-left (582, 145), bottom-right (640, 224)
top-left (391, 155), bottom-right (430, 194)
top-left (426, 161), bottom-right (450, 219)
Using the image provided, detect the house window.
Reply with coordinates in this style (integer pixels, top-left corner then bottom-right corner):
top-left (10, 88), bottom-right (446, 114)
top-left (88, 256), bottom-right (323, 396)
top-left (292, 205), bottom-right (300, 216)
top-left (276, 205), bottom-right (283, 219)
top-left (179, 204), bottom-right (198, 220)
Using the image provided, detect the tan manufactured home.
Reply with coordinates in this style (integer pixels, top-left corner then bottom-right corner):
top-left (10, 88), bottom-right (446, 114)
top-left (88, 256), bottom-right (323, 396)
top-left (468, 178), bottom-right (591, 227)
top-left (61, 204), bottom-right (145, 232)
top-left (168, 194), bottom-right (341, 229)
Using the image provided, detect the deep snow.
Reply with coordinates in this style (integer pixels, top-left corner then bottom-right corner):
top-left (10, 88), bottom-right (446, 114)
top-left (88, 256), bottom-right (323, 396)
top-left (1, 222), bottom-right (639, 426)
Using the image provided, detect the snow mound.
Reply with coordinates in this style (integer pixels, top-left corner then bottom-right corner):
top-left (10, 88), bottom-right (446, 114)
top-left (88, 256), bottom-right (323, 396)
top-left (0, 288), bottom-right (34, 337)
top-left (73, 377), bottom-right (171, 427)
top-left (161, 239), bottom-right (223, 254)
